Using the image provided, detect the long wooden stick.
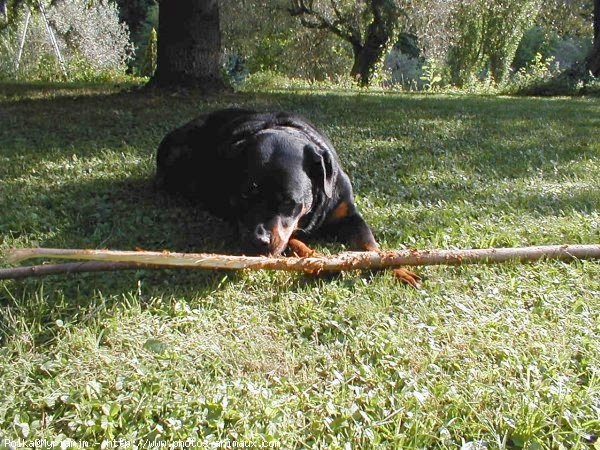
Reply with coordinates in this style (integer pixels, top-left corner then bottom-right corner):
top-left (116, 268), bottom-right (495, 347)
top-left (1, 244), bottom-right (599, 280)
top-left (0, 261), bottom-right (159, 280)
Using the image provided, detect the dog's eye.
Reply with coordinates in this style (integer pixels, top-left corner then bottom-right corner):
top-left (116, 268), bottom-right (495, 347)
top-left (280, 199), bottom-right (298, 214)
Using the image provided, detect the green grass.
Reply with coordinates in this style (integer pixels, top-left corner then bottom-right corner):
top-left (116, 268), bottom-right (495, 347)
top-left (1, 81), bottom-right (599, 449)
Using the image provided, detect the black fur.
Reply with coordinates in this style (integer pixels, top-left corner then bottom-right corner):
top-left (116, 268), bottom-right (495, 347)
top-left (156, 108), bottom-right (377, 255)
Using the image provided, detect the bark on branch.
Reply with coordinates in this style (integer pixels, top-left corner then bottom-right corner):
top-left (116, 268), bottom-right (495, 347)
top-left (1, 244), bottom-right (599, 280)
top-left (289, 0), bottom-right (358, 45)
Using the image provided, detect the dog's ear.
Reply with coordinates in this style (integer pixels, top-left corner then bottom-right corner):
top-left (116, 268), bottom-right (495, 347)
top-left (304, 144), bottom-right (335, 198)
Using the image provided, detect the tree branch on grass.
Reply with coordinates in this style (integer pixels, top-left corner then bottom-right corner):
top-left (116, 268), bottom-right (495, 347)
top-left (0, 261), bottom-right (156, 280)
top-left (1, 244), bottom-right (599, 280)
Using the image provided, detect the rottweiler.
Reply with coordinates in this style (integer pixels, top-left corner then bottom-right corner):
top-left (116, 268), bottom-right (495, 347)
top-left (155, 108), bottom-right (420, 286)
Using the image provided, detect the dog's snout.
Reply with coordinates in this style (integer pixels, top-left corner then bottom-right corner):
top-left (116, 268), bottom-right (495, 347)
top-left (252, 224), bottom-right (271, 247)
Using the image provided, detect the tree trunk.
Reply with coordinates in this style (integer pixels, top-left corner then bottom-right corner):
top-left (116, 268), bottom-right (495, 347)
top-left (349, 7), bottom-right (394, 87)
top-left (589, 43), bottom-right (600, 77)
top-left (152, 0), bottom-right (228, 90)
top-left (588, 0), bottom-right (600, 76)
top-left (289, 0), bottom-right (397, 87)
top-left (349, 43), bottom-right (366, 86)
top-left (350, 41), bottom-right (387, 87)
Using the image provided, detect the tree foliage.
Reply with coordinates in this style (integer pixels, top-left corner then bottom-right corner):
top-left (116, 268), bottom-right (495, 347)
top-left (448, 0), bottom-right (543, 86)
top-left (4, 0), bottom-right (597, 87)
top-left (0, 0), bottom-right (132, 80)
top-left (537, 0), bottom-right (593, 38)
top-left (221, 0), bottom-right (352, 80)
top-left (402, 0), bottom-right (459, 63)
top-left (288, 0), bottom-right (402, 86)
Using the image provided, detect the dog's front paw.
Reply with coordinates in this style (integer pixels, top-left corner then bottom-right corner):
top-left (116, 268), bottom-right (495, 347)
top-left (287, 238), bottom-right (318, 258)
top-left (392, 268), bottom-right (422, 288)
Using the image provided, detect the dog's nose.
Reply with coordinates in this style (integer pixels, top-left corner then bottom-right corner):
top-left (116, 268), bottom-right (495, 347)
top-left (252, 224), bottom-right (271, 248)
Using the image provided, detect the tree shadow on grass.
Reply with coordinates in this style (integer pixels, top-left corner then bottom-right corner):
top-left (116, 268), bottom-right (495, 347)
top-left (2, 84), bottom-right (597, 179)
top-left (25, 175), bottom-right (242, 257)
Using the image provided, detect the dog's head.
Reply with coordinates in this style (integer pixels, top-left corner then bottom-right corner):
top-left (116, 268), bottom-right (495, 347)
top-left (232, 127), bottom-right (337, 255)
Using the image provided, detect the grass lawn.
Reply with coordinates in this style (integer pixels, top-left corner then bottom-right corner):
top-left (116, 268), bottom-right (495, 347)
top-left (0, 82), bottom-right (599, 449)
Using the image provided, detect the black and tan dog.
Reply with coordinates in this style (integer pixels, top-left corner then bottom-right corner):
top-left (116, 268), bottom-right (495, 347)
top-left (155, 108), bottom-right (419, 286)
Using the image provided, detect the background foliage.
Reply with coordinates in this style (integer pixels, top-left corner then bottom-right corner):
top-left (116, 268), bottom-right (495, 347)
top-left (0, 0), bottom-right (596, 90)
top-left (220, 0), bottom-right (596, 90)
top-left (221, 0), bottom-right (353, 82)
top-left (0, 0), bottom-right (133, 81)
top-left (447, 0), bottom-right (544, 86)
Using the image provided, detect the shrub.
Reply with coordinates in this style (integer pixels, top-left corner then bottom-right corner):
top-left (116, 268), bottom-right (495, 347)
top-left (513, 26), bottom-right (591, 74)
top-left (383, 50), bottom-right (424, 89)
top-left (511, 52), bottom-right (561, 90)
top-left (512, 26), bottom-right (557, 72)
top-left (0, 29), bottom-right (18, 80)
top-left (502, 50), bottom-right (600, 97)
top-left (127, 2), bottom-right (158, 77)
top-left (383, 34), bottom-right (425, 90)
top-left (0, 0), bottom-right (133, 82)
top-left (139, 27), bottom-right (157, 78)
top-left (48, 0), bottom-right (134, 79)
top-left (420, 59), bottom-right (443, 90)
